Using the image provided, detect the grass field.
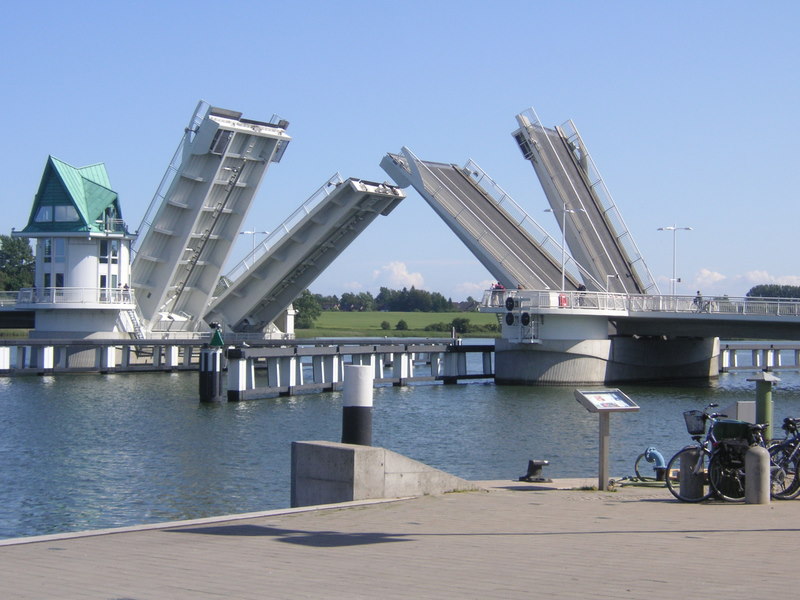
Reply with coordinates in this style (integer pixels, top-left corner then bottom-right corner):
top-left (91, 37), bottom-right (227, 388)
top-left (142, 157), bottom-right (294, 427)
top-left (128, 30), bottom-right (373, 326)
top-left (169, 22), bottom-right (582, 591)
top-left (296, 311), bottom-right (500, 338)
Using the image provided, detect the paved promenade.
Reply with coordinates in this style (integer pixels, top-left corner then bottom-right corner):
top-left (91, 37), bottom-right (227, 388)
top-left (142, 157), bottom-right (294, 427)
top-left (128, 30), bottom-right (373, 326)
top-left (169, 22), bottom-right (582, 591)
top-left (1, 478), bottom-right (797, 599)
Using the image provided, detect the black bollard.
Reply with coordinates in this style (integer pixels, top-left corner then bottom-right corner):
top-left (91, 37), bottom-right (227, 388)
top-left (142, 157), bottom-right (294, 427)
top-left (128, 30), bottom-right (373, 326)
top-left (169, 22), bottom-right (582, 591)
top-left (341, 364), bottom-right (373, 445)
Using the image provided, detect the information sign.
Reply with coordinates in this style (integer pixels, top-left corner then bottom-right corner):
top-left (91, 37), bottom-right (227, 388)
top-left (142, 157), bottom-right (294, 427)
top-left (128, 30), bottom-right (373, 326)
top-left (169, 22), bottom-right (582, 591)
top-left (574, 388), bottom-right (639, 491)
top-left (574, 389), bottom-right (639, 413)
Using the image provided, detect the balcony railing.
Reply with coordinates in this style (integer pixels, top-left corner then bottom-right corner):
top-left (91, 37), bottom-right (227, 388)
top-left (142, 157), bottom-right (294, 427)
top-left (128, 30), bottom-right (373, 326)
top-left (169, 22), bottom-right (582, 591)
top-left (15, 287), bottom-right (136, 306)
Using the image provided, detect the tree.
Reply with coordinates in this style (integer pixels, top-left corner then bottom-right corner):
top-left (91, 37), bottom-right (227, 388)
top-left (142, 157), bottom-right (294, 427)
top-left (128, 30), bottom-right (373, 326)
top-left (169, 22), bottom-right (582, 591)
top-left (451, 317), bottom-right (470, 334)
top-left (746, 285), bottom-right (800, 299)
top-left (315, 294), bottom-right (340, 310)
top-left (380, 321), bottom-right (391, 330)
top-left (0, 235), bottom-right (34, 291)
top-left (395, 319), bottom-right (408, 331)
top-left (293, 289), bottom-right (322, 329)
top-left (340, 291), bottom-right (374, 311)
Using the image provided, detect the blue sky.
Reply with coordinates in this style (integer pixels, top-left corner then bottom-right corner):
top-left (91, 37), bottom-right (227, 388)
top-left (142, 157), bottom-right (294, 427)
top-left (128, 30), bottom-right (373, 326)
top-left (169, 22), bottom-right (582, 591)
top-left (2, 0), bottom-right (798, 300)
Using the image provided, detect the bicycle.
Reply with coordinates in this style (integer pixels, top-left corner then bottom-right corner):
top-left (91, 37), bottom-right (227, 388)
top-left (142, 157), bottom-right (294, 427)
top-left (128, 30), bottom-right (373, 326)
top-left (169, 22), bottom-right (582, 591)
top-left (706, 420), bottom-right (769, 502)
top-left (664, 403), bottom-right (724, 502)
top-left (768, 416), bottom-right (800, 500)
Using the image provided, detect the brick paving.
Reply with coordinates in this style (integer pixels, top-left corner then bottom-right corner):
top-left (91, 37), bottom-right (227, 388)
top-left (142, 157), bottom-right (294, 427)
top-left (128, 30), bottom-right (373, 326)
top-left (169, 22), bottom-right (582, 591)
top-left (1, 478), bottom-right (796, 599)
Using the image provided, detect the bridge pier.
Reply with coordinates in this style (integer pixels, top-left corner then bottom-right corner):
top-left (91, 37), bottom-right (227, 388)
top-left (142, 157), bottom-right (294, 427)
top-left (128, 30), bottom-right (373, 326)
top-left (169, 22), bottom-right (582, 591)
top-left (496, 335), bottom-right (719, 385)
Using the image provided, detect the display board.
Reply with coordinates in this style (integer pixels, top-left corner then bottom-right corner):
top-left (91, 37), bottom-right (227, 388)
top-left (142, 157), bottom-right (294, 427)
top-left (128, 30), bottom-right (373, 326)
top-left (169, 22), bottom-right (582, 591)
top-left (574, 389), bottom-right (639, 413)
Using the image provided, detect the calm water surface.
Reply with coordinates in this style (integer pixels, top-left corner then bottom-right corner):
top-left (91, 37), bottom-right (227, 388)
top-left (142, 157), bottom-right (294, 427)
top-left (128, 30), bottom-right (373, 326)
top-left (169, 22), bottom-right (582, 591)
top-left (3, 365), bottom-right (800, 540)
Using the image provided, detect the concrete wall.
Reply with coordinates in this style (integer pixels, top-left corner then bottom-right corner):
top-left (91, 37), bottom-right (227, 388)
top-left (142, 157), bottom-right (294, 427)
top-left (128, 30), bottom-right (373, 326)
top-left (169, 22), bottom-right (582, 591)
top-left (291, 440), bottom-right (482, 508)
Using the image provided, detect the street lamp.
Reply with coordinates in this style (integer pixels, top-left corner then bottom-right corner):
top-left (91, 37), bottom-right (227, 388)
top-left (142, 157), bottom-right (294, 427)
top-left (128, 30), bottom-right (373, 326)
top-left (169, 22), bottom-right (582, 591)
top-left (239, 230), bottom-right (270, 252)
top-left (545, 203), bottom-right (584, 291)
top-left (657, 225), bottom-right (692, 296)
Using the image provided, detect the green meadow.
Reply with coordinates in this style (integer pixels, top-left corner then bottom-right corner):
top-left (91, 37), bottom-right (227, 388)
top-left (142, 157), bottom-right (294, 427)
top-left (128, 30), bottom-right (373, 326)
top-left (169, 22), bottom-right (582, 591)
top-left (295, 311), bottom-right (500, 338)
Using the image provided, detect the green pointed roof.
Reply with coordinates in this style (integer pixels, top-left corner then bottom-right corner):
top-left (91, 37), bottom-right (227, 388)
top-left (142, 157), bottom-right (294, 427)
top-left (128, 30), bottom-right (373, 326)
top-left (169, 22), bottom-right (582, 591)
top-left (19, 156), bottom-right (125, 234)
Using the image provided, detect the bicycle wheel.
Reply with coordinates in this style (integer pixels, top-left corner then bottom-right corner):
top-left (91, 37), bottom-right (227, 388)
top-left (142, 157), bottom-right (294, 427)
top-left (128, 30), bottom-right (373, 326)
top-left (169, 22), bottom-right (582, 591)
top-left (665, 446), bottom-right (713, 502)
top-left (708, 452), bottom-right (746, 502)
top-left (769, 444), bottom-right (800, 500)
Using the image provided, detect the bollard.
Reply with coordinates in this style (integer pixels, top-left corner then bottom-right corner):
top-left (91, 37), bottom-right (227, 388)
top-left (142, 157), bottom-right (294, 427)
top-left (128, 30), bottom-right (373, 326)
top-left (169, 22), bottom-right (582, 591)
top-left (679, 448), bottom-right (705, 500)
top-left (745, 445), bottom-right (771, 504)
top-left (342, 364), bottom-right (373, 445)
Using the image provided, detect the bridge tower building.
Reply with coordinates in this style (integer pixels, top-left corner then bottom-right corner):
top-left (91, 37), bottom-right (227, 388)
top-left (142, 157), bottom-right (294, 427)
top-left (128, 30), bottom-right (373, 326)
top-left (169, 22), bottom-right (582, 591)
top-left (13, 156), bottom-right (137, 339)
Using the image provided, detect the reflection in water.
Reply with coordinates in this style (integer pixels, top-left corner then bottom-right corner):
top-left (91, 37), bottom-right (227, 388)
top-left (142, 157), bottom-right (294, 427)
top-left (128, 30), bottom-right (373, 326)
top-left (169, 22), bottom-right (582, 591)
top-left (1, 369), bottom-right (800, 539)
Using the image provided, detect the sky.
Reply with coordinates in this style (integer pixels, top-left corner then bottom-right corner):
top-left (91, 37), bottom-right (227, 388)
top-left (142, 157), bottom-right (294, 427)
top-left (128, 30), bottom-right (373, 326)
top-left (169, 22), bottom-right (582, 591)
top-left (2, 0), bottom-right (798, 301)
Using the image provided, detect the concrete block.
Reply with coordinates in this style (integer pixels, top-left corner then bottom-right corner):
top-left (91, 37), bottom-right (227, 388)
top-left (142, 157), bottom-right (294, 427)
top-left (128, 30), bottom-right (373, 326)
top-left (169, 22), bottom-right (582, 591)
top-left (291, 441), bottom-right (481, 508)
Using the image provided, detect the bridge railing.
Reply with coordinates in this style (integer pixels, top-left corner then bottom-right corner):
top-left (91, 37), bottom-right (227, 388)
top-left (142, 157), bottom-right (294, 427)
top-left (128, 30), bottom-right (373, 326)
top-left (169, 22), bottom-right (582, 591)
top-left (0, 291), bottom-right (19, 307)
top-left (484, 289), bottom-right (800, 318)
top-left (221, 173), bottom-right (345, 285)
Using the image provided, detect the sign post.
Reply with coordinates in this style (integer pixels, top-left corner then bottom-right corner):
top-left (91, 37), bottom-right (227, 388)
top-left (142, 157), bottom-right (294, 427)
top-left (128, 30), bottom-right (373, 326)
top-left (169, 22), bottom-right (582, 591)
top-left (574, 389), bottom-right (639, 491)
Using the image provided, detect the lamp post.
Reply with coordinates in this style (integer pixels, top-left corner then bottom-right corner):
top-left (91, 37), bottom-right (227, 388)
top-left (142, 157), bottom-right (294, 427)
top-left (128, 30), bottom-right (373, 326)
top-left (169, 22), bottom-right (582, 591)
top-left (657, 225), bottom-right (692, 296)
top-left (545, 203), bottom-right (584, 291)
top-left (239, 229), bottom-right (270, 252)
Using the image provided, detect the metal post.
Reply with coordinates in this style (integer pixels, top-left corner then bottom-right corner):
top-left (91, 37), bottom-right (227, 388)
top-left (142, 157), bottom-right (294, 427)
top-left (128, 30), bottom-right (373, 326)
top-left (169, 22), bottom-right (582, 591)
top-left (598, 412), bottom-right (610, 491)
top-left (748, 371), bottom-right (779, 441)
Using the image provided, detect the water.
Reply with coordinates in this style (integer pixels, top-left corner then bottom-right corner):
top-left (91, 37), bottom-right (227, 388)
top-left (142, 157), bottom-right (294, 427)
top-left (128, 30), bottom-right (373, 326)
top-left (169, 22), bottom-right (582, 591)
top-left (3, 366), bottom-right (800, 540)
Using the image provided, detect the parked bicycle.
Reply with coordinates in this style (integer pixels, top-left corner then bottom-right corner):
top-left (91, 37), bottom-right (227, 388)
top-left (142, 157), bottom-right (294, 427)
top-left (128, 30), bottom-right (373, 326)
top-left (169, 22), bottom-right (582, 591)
top-left (768, 417), bottom-right (800, 500)
top-left (706, 419), bottom-right (769, 502)
top-left (664, 403), bottom-right (723, 502)
top-left (665, 403), bottom-right (777, 502)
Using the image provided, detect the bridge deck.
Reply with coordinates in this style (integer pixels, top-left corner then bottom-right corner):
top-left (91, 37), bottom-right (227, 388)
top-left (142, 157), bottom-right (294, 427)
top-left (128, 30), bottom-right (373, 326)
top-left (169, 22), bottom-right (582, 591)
top-left (381, 149), bottom-right (581, 291)
top-left (514, 110), bottom-right (654, 294)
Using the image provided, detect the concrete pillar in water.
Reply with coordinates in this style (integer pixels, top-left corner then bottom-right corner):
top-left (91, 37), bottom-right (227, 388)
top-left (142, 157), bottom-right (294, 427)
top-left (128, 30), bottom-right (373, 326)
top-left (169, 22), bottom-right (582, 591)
top-left (342, 364), bottom-right (373, 446)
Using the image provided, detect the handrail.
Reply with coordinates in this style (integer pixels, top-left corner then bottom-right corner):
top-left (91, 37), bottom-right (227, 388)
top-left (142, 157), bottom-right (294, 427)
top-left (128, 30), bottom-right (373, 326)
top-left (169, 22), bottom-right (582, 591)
top-left (464, 159), bottom-right (603, 290)
top-left (221, 173), bottom-right (345, 284)
top-left (516, 108), bottom-right (658, 295)
top-left (558, 119), bottom-right (659, 294)
top-left (403, 147), bottom-right (556, 289)
top-left (132, 100), bottom-right (210, 257)
top-left (15, 287), bottom-right (137, 306)
top-left (483, 288), bottom-right (800, 318)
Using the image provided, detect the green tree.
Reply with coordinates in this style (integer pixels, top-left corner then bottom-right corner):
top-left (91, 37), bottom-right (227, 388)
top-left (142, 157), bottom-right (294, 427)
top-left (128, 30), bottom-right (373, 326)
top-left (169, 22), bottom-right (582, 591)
top-left (293, 289), bottom-right (322, 329)
top-left (0, 235), bottom-right (34, 291)
top-left (451, 317), bottom-right (470, 334)
top-left (395, 319), bottom-right (408, 331)
top-left (747, 285), bottom-right (800, 299)
top-left (340, 291), bottom-right (374, 311)
top-left (380, 320), bottom-right (391, 330)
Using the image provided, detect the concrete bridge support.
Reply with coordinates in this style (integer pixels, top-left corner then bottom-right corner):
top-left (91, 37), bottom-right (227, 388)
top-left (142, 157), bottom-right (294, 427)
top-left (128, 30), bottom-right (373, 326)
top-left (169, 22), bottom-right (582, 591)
top-left (495, 336), bottom-right (719, 385)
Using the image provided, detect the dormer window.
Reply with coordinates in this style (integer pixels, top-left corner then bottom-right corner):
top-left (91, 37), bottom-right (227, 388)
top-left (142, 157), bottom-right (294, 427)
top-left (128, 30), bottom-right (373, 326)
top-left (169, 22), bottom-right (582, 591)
top-left (34, 204), bottom-right (80, 222)
top-left (34, 206), bottom-right (53, 222)
top-left (55, 205), bottom-right (80, 222)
